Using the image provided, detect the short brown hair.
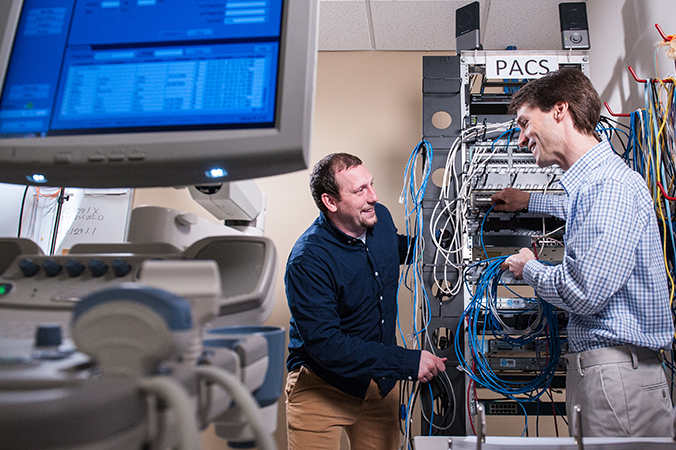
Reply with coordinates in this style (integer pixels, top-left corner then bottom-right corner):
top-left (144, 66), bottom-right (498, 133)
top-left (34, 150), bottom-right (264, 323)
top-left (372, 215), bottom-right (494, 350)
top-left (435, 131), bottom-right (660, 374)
top-left (509, 68), bottom-right (601, 141)
top-left (310, 153), bottom-right (363, 214)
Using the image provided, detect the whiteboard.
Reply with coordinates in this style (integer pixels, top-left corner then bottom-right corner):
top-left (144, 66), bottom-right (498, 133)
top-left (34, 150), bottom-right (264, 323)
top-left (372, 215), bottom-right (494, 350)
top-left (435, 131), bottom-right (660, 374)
top-left (0, 184), bottom-right (133, 255)
top-left (0, 183), bottom-right (28, 238)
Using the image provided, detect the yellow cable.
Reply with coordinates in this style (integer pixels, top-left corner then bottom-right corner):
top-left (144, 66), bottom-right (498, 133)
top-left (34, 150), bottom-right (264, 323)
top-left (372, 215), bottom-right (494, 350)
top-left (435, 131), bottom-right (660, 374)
top-left (659, 201), bottom-right (675, 309)
top-left (653, 81), bottom-right (676, 334)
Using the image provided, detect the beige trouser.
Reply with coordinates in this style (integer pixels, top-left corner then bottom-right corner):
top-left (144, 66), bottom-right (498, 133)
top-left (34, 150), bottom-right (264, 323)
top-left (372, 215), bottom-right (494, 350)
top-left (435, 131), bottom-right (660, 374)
top-left (285, 366), bottom-right (401, 450)
top-left (565, 345), bottom-right (674, 437)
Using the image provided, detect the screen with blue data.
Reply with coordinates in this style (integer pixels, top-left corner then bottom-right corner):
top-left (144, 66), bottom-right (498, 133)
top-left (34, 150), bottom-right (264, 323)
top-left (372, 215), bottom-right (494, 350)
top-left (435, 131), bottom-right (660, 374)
top-left (0, 0), bottom-right (282, 137)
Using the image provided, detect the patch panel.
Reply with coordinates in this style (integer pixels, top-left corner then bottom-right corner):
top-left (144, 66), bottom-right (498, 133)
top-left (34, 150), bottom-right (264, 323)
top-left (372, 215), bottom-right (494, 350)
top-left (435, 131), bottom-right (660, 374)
top-left (481, 400), bottom-right (567, 416)
top-left (487, 338), bottom-right (570, 355)
top-left (487, 356), bottom-right (568, 372)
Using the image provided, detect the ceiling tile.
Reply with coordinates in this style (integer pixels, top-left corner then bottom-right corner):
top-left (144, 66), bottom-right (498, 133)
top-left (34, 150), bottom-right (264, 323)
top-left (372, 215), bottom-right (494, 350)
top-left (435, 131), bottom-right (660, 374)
top-left (317, 0), bottom-right (576, 52)
top-left (318, 1), bottom-right (373, 51)
top-left (370, 0), bottom-right (478, 51)
top-left (482, 0), bottom-right (562, 51)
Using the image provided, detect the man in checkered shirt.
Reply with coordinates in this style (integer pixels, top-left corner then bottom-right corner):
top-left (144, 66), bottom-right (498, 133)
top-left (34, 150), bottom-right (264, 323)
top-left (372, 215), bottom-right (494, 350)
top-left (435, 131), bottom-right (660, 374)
top-left (491, 68), bottom-right (674, 437)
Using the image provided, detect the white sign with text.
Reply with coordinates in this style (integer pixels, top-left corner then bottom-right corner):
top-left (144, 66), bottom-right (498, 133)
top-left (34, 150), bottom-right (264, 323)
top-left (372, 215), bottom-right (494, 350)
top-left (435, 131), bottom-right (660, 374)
top-left (485, 53), bottom-right (559, 79)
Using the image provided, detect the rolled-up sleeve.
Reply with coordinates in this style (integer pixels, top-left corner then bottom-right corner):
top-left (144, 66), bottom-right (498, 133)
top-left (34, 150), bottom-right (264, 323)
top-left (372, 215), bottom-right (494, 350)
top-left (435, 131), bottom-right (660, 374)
top-left (523, 179), bottom-right (641, 315)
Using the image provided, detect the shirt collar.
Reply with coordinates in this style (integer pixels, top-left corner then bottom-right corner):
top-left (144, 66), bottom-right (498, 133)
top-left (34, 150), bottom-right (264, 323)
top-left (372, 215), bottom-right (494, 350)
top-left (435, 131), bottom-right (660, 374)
top-left (318, 211), bottom-right (370, 246)
top-left (560, 139), bottom-right (612, 196)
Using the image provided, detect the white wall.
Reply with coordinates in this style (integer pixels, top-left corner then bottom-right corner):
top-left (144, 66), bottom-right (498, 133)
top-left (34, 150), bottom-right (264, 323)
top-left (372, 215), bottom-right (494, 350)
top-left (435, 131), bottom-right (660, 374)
top-left (587, 0), bottom-right (676, 116)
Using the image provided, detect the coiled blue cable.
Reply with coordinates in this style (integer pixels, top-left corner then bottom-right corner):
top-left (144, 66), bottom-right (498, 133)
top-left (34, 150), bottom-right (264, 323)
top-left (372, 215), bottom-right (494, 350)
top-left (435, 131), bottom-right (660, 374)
top-left (456, 256), bottom-right (561, 403)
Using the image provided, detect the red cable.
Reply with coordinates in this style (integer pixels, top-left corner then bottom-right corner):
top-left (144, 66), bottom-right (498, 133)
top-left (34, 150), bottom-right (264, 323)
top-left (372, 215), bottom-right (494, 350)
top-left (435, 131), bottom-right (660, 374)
top-left (658, 181), bottom-right (676, 201)
top-left (467, 379), bottom-right (476, 435)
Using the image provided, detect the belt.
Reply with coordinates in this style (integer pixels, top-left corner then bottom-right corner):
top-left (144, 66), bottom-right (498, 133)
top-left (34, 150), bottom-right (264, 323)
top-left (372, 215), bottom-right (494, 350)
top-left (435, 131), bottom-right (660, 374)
top-left (566, 345), bottom-right (660, 376)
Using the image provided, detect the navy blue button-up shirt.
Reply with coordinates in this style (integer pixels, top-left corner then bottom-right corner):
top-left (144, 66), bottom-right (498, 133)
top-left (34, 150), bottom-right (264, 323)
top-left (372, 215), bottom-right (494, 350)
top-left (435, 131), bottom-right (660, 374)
top-left (286, 203), bottom-right (421, 398)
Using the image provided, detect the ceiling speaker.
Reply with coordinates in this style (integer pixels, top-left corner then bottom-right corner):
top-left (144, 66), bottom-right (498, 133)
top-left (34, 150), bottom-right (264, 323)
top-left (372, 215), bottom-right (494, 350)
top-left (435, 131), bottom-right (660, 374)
top-left (559, 2), bottom-right (590, 50)
top-left (456, 1), bottom-right (481, 54)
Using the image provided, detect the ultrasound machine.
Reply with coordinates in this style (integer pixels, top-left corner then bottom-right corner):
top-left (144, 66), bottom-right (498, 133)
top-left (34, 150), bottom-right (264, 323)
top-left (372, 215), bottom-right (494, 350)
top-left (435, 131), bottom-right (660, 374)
top-left (0, 1), bottom-right (318, 448)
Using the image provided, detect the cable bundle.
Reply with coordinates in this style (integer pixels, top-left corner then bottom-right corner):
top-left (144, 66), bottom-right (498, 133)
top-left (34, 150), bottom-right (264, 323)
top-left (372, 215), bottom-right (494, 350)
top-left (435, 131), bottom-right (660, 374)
top-left (455, 256), bottom-right (561, 403)
top-left (398, 139), bottom-right (434, 351)
top-left (398, 140), bottom-right (461, 446)
top-left (598, 75), bottom-right (676, 394)
top-left (428, 121), bottom-right (518, 298)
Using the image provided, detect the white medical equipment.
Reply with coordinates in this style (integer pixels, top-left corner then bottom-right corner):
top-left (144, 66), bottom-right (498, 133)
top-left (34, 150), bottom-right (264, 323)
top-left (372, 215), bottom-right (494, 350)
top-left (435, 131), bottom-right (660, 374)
top-left (414, 404), bottom-right (676, 450)
top-left (0, 0), bottom-right (318, 446)
top-left (0, 229), bottom-right (282, 449)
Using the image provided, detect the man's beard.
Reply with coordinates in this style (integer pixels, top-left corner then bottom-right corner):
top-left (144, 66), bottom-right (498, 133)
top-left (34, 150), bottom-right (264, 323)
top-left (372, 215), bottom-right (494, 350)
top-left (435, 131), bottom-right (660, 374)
top-left (360, 212), bottom-right (378, 229)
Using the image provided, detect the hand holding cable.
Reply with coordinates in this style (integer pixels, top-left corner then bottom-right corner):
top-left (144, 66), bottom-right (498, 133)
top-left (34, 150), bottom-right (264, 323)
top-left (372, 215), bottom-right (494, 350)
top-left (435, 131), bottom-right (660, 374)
top-left (501, 248), bottom-right (537, 279)
top-left (417, 350), bottom-right (447, 383)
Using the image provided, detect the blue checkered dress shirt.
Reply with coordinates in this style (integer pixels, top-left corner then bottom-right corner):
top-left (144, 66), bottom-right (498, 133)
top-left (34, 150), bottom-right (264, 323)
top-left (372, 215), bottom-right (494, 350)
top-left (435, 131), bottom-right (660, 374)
top-left (524, 140), bottom-right (674, 353)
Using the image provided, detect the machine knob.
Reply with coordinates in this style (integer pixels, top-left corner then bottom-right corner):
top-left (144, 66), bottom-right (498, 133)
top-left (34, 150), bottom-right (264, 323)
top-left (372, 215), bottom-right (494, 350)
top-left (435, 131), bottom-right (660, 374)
top-left (111, 258), bottom-right (131, 277)
top-left (88, 259), bottom-right (108, 277)
top-left (18, 259), bottom-right (40, 277)
top-left (570, 32), bottom-right (583, 44)
top-left (35, 324), bottom-right (62, 347)
top-left (42, 259), bottom-right (63, 277)
top-left (65, 259), bottom-right (86, 277)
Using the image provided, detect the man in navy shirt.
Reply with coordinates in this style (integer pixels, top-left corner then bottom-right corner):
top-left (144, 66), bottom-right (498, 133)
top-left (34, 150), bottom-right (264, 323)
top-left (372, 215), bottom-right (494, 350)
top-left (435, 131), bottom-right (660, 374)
top-left (285, 153), bottom-right (446, 449)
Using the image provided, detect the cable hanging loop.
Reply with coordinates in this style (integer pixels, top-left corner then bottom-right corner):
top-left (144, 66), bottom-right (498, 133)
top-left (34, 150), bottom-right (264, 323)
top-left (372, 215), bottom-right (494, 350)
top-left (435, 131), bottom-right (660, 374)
top-left (655, 23), bottom-right (672, 43)
top-left (628, 65), bottom-right (674, 84)
top-left (603, 102), bottom-right (631, 118)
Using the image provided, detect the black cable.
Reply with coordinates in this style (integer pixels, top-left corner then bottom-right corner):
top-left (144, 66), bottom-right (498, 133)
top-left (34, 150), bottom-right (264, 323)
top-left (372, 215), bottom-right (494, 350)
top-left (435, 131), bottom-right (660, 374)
top-left (599, 114), bottom-right (631, 129)
top-left (398, 380), bottom-right (411, 436)
top-left (599, 116), bottom-right (629, 156)
top-left (17, 185), bottom-right (29, 238)
top-left (419, 374), bottom-right (457, 434)
top-left (48, 188), bottom-right (68, 256)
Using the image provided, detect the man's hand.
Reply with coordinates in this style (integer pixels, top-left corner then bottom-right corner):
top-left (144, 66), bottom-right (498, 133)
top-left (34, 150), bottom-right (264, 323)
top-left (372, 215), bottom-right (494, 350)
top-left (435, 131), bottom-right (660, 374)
top-left (491, 188), bottom-right (531, 212)
top-left (500, 248), bottom-right (536, 279)
top-left (418, 350), bottom-right (447, 383)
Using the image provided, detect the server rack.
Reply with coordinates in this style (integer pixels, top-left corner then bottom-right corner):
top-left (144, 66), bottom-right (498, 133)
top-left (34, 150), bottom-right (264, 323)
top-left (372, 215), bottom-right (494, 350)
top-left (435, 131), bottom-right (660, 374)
top-left (419, 51), bottom-right (589, 436)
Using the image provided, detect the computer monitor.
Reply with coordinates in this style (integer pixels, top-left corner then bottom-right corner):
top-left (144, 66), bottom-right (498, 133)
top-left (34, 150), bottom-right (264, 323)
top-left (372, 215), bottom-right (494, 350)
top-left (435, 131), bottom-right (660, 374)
top-left (0, 0), bottom-right (317, 188)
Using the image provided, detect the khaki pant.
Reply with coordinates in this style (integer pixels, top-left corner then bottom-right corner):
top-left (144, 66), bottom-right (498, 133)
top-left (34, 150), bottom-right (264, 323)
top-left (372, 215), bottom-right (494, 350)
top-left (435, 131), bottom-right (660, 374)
top-left (285, 366), bottom-right (401, 450)
top-left (565, 345), bottom-right (674, 437)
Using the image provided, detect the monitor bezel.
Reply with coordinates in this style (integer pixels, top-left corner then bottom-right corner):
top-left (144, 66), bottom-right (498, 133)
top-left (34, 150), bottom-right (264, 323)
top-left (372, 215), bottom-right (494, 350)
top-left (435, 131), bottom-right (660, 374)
top-left (0, 0), bottom-right (317, 188)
